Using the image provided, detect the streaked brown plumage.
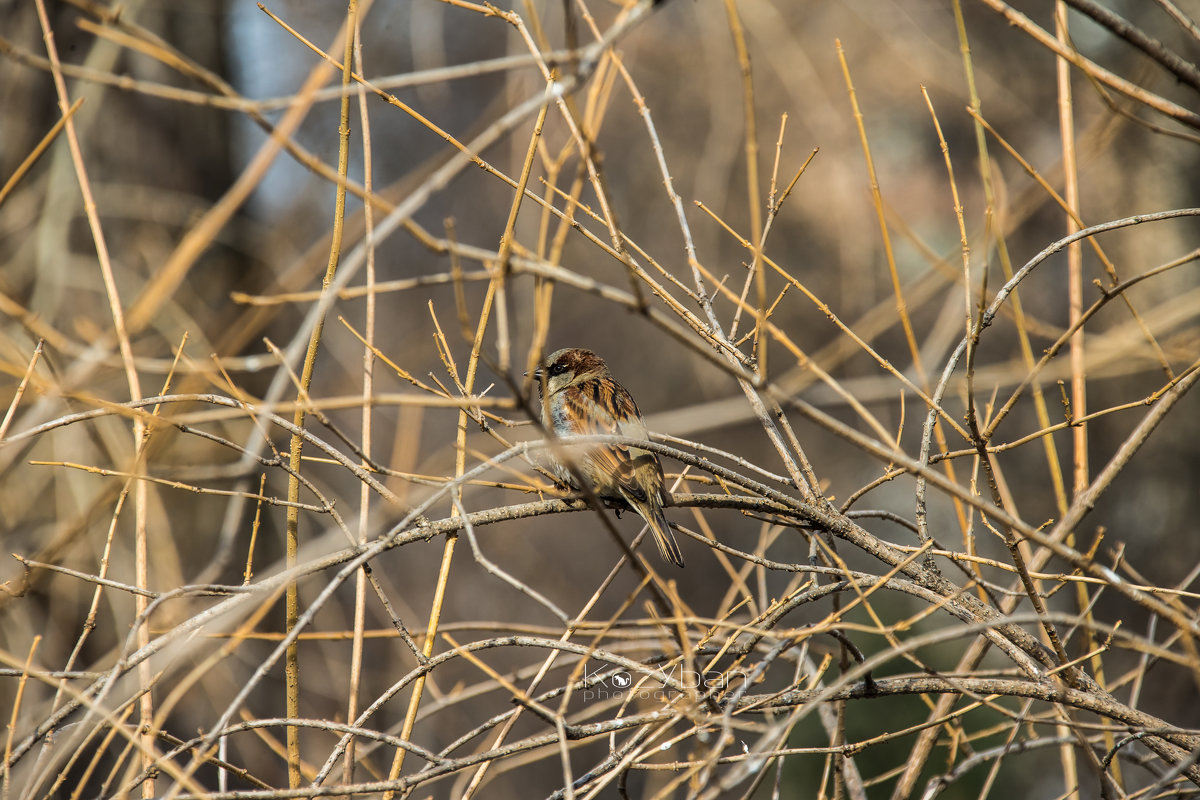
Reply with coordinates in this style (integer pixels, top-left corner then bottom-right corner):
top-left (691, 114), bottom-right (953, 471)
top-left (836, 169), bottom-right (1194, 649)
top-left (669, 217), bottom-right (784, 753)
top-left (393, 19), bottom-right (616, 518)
top-left (533, 348), bottom-right (684, 567)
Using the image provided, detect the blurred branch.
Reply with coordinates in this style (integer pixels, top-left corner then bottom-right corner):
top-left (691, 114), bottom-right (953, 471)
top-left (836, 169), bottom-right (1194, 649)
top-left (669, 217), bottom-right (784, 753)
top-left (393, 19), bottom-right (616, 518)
top-left (1059, 0), bottom-right (1200, 94)
top-left (975, 0), bottom-right (1200, 129)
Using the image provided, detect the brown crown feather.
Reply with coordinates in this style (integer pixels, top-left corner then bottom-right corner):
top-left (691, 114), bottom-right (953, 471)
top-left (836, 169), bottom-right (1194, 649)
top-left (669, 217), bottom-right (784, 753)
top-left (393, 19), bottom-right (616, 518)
top-left (545, 348), bottom-right (610, 378)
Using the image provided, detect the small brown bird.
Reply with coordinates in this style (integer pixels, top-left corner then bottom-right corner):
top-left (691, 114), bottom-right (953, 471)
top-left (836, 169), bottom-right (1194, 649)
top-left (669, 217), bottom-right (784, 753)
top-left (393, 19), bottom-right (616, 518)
top-left (533, 347), bottom-right (685, 567)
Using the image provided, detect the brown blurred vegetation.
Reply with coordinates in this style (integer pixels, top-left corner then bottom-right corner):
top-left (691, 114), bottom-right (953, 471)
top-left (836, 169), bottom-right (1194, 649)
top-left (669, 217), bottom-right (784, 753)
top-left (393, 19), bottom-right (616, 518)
top-left (2, 0), bottom-right (1199, 797)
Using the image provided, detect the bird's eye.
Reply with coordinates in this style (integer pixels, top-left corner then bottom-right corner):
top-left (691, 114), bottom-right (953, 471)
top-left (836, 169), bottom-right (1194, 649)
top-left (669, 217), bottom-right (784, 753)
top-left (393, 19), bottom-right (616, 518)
top-left (548, 362), bottom-right (567, 377)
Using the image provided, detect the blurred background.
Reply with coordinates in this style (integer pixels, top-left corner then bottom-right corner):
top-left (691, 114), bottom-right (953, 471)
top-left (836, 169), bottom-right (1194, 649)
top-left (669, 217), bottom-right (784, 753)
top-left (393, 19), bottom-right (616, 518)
top-left (2, 0), bottom-right (1199, 797)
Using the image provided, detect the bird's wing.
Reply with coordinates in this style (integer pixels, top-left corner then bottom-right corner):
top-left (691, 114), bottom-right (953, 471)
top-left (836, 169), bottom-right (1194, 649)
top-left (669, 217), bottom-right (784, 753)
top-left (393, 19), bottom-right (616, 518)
top-left (559, 378), bottom-right (661, 500)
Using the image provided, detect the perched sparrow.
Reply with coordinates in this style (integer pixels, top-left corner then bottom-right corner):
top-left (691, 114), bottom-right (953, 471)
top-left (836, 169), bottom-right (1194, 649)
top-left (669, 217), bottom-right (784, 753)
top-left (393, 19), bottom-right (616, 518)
top-left (533, 348), bottom-right (685, 567)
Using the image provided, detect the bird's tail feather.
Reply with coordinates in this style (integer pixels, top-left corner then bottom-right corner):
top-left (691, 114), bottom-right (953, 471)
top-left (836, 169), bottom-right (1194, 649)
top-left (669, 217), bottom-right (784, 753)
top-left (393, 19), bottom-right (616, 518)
top-left (626, 495), bottom-right (684, 567)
